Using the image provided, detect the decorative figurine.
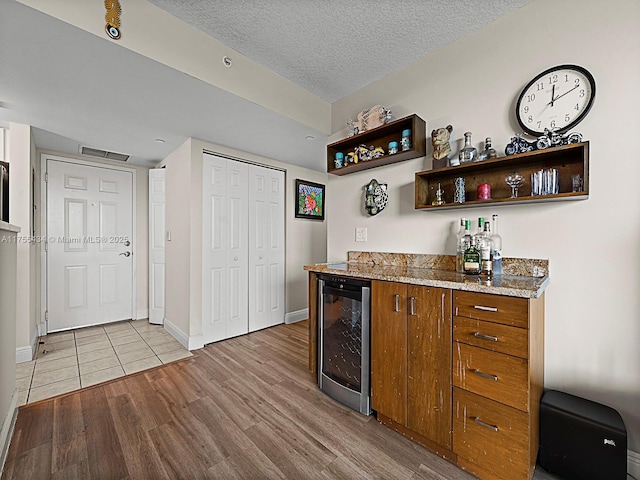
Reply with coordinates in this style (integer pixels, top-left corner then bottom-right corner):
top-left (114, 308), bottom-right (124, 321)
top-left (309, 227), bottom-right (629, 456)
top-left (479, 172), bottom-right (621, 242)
top-left (505, 134), bottom-right (538, 155)
top-left (431, 125), bottom-right (455, 168)
top-left (364, 179), bottom-right (389, 216)
top-left (535, 128), bottom-right (583, 150)
top-left (432, 182), bottom-right (445, 206)
top-left (347, 105), bottom-right (392, 136)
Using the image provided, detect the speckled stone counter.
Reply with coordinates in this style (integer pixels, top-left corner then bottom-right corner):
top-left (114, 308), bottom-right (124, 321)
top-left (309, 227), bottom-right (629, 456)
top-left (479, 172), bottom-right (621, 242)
top-left (304, 251), bottom-right (549, 299)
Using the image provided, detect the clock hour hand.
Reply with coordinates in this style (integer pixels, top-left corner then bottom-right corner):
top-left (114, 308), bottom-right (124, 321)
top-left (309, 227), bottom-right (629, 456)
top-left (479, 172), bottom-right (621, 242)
top-left (548, 84), bottom-right (580, 105)
top-left (550, 84), bottom-right (555, 107)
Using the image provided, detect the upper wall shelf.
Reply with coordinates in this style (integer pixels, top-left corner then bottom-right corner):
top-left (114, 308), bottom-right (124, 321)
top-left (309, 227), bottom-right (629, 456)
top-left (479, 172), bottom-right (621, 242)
top-left (415, 141), bottom-right (589, 210)
top-left (327, 114), bottom-right (426, 175)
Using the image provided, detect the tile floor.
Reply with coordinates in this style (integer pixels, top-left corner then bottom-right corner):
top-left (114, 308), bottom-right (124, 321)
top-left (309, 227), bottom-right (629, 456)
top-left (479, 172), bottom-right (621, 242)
top-left (15, 319), bottom-right (192, 405)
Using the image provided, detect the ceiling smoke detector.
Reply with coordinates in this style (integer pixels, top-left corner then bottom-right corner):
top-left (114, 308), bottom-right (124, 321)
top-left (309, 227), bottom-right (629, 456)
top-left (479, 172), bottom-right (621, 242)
top-left (79, 145), bottom-right (130, 162)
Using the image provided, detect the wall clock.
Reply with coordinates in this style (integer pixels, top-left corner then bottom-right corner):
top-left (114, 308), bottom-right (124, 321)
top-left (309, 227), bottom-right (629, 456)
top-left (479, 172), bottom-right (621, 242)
top-left (516, 64), bottom-right (595, 136)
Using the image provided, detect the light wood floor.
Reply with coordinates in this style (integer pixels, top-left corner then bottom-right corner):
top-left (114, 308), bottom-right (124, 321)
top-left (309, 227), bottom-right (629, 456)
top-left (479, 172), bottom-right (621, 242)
top-left (2, 321), bottom-right (560, 479)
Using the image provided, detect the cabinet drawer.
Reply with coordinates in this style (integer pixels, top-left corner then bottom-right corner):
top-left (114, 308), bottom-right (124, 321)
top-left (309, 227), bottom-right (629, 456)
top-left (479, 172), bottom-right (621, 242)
top-left (453, 388), bottom-right (530, 480)
top-left (453, 343), bottom-right (529, 411)
top-left (454, 317), bottom-right (528, 359)
top-left (454, 291), bottom-right (528, 328)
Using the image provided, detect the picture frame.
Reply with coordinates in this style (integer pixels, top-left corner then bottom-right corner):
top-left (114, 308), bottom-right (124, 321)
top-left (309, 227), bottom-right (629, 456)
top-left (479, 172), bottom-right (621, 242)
top-left (295, 179), bottom-right (325, 220)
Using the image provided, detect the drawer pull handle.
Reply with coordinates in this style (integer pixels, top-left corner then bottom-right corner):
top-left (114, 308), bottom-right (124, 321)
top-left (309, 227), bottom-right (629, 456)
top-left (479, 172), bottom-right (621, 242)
top-left (471, 369), bottom-right (498, 381)
top-left (474, 417), bottom-right (499, 432)
top-left (474, 332), bottom-right (498, 342)
top-left (394, 294), bottom-right (400, 312)
top-left (410, 297), bottom-right (416, 316)
top-left (474, 305), bottom-right (498, 312)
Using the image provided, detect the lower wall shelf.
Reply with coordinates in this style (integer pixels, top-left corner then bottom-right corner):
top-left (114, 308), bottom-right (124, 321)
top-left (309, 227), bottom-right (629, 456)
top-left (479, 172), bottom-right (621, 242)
top-left (415, 141), bottom-right (589, 210)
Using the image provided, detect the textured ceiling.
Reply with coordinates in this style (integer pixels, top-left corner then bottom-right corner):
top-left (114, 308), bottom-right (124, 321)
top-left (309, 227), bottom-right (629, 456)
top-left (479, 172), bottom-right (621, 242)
top-left (148, 0), bottom-right (532, 102)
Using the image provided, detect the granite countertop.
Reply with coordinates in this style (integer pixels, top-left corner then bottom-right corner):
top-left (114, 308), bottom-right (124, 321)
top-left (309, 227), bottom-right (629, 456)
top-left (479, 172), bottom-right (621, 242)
top-left (304, 252), bottom-right (549, 299)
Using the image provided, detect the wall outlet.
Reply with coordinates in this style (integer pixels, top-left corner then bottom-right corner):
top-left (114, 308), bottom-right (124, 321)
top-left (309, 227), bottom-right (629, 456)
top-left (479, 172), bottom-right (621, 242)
top-left (355, 227), bottom-right (367, 242)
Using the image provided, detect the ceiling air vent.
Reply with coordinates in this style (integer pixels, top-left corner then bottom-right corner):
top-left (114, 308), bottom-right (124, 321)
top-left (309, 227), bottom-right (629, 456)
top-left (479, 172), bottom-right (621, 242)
top-left (80, 146), bottom-right (130, 162)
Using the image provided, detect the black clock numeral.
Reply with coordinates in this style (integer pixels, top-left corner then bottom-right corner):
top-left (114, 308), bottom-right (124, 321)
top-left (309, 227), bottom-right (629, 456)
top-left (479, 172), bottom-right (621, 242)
top-left (528, 115), bottom-right (533, 123)
top-left (579, 89), bottom-right (585, 98)
top-left (565, 74), bottom-right (570, 82)
top-left (574, 103), bottom-right (580, 111)
top-left (537, 121), bottom-right (542, 129)
top-left (536, 82), bottom-right (544, 91)
top-left (548, 74), bottom-right (558, 84)
top-left (527, 94), bottom-right (536, 102)
top-left (550, 120), bottom-right (556, 128)
top-left (575, 78), bottom-right (580, 87)
top-left (565, 114), bottom-right (571, 122)
top-left (524, 106), bottom-right (529, 113)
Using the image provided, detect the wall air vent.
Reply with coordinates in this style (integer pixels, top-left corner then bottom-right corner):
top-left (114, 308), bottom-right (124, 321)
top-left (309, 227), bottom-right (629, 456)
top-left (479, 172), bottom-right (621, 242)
top-left (80, 146), bottom-right (130, 162)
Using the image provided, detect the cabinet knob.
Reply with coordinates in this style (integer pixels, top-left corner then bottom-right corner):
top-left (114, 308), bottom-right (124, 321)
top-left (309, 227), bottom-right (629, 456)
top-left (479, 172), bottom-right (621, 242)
top-left (394, 294), bottom-right (400, 312)
top-left (409, 297), bottom-right (416, 316)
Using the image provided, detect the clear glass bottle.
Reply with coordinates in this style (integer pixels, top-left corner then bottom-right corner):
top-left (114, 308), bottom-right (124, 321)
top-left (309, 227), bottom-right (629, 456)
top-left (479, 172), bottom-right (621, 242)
top-left (490, 214), bottom-right (503, 275)
top-left (463, 236), bottom-right (481, 275)
top-left (458, 132), bottom-right (477, 164)
top-left (473, 217), bottom-right (485, 247)
top-left (456, 217), bottom-right (468, 273)
top-left (477, 137), bottom-right (497, 162)
top-left (480, 222), bottom-right (493, 276)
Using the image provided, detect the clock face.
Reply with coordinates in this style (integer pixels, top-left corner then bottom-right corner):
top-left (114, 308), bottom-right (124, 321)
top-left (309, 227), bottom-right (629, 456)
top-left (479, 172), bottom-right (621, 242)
top-left (516, 64), bottom-right (595, 136)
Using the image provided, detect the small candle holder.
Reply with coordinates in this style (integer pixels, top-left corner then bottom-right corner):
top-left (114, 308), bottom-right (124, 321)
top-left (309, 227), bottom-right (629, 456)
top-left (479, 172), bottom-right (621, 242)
top-left (432, 183), bottom-right (445, 206)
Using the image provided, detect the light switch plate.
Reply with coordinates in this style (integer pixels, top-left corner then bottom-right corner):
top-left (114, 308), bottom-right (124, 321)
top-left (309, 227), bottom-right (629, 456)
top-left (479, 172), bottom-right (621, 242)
top-left (355, 227), bottom-right (367, 242)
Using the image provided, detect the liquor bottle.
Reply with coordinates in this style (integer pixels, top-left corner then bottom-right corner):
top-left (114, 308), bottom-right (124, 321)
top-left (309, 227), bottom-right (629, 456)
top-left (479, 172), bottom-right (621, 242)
top-left (458, 132), bottom-right (477, 164)
top-left (463, 237), bottom-right (481, 275)
top-left (456, 217), bottom-right (468, 273)
top-left (490, 214), bottom-right (503, 275)
top-left (477, 137), bottom-right (497, 162)
top-left (473, 217), bottom-right (485, 246)
top-left (479, 221), bottom-right (493, 276)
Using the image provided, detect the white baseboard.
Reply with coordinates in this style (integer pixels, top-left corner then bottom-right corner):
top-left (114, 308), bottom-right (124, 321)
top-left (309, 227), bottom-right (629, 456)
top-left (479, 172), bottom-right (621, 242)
top-left (285, 308), bottom-right (308, 324)
top-left (15, 328), bottom-right (38, 363)
top-left (629, 449), bottom-right (640, 479)
top-left (136, 308), bottom-right (148, 320)
top-left (0, 389), bottom-right (18, 476)
top-left (164, 318), bottom-right (204, 351)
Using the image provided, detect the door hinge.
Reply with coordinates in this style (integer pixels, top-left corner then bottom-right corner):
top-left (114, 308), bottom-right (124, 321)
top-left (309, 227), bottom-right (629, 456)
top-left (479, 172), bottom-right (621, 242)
top-left (45, 311), bottom-right (48, 321)
top-left (44, 241), bottom-right (48, 252)
top-left (44, 172), bottom-right (48, 183)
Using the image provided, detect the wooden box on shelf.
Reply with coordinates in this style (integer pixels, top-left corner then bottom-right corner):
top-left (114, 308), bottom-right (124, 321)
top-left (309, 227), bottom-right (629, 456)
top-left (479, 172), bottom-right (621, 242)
top-left (415, 141), bottom-right (589, 210)
top-left (328, 114), bottom-right (426, 175)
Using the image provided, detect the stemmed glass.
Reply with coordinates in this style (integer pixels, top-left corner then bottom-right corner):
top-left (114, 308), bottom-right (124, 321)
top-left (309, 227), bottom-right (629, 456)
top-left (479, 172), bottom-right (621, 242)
top-left (505, 173), bottom-right (524, 198)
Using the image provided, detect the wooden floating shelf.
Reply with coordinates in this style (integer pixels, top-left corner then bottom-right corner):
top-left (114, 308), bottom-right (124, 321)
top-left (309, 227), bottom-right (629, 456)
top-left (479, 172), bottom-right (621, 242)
top-left (328, 114), bottom-right (426, 176)
top-left (415, 141), bottom-right (589, 210)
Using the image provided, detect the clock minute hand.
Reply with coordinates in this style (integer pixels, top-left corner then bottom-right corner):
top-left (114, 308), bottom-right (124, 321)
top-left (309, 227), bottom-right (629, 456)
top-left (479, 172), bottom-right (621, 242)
top-left (548, 84), bottom-right (580, 105)
top-left (550, 84), bottom-right (555, 107)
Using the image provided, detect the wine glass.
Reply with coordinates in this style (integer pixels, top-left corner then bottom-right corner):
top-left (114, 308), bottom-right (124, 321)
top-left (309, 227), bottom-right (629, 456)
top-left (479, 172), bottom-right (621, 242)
top-left (505, 173), bottom-right (524, 198)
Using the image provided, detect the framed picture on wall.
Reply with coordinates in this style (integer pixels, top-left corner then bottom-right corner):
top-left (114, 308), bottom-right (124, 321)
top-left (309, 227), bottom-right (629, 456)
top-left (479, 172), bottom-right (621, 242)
top-left (295, 179), bottom-right (325, 220)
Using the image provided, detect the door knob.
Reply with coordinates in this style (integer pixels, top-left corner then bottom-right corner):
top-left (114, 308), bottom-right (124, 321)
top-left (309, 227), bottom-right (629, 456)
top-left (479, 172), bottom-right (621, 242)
top-left (119, 251), bottom-right (131, 257)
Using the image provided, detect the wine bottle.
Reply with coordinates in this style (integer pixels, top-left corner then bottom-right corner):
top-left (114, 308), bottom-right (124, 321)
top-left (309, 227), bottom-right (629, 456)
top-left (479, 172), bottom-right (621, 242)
top-left (490, 214), bottom-right (503, 276)
top-left (463, 237), bottom-right (481, 275)
top-left (456, 217), bottom-right (468, 273)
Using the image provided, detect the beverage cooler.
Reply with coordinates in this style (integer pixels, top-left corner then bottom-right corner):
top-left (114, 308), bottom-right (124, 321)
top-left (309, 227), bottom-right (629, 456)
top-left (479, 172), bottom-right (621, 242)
top-left (317, 274), bottom-right (371, 415)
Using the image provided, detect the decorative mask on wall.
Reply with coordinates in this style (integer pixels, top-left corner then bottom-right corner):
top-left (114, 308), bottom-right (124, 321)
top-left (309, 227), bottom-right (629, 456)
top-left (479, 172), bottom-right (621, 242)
top-left (364, 179), bottom-right (388, 216)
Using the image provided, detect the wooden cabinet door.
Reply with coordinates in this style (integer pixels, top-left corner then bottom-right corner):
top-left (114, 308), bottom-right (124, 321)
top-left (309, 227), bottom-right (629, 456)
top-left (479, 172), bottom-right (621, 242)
top-left (371, 280), bottom-right (407, 425)
top-left (407, 286), bottom-right (452, 448)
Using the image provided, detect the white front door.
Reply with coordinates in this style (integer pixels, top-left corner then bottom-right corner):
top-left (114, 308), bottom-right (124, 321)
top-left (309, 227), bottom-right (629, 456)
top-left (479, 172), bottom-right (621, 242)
top-left (46, 159), bottom-right (134, 332)
top-left (148, 168), bottom-right (165, 325)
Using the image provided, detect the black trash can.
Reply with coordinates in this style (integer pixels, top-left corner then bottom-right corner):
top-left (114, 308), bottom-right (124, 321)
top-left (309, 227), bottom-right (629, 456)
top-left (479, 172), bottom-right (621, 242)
top-left (539, 389), bottom-right (627, 480)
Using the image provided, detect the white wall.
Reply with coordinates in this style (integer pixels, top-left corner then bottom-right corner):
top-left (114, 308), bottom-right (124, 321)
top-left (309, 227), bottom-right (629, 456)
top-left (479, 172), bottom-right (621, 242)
top-left (329, 0), bottom-right (640, 454)
top-left (163, 138), bottom-right (327, 344)
top-left (8, 123), bottom-right (38, 360)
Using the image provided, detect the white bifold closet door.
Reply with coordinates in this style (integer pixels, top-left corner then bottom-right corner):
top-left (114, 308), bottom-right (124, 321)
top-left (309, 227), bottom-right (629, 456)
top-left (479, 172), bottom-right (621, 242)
top-left (202, 153), bottom-right (284, 344)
